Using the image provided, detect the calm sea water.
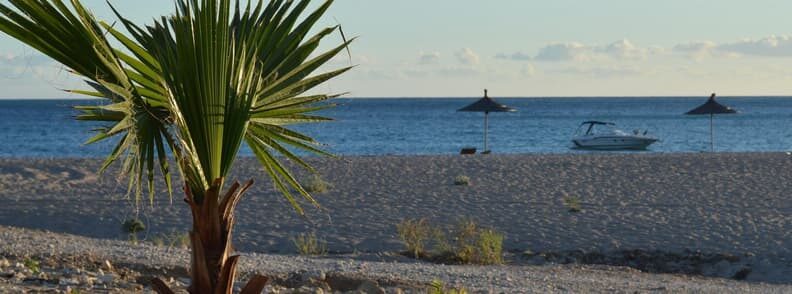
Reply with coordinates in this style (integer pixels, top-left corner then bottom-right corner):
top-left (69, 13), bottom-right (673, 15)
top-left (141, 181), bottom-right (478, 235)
top-left (2, 97), bottom-right (792, 157)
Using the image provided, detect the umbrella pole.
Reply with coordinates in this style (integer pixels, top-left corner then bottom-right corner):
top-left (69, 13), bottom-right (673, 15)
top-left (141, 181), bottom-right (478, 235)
top-left (484, 112), bottom-right (489, 151)
top-left (710, 113), bottom-right (714, 152)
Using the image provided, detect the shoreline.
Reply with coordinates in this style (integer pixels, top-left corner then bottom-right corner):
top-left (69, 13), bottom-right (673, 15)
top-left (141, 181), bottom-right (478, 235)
top-left (2, 150), bottom-right (792, 159)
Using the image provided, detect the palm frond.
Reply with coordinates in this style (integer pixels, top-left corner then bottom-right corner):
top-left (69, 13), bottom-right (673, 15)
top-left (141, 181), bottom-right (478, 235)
top-left (0, 0), bottom-right (173, 204)
top-left (0, 0), bottom-right (352, 213)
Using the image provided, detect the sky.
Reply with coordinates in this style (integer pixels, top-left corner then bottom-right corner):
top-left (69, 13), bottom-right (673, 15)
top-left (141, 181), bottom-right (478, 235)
top-left (3, 0), bottom-right (792, 98)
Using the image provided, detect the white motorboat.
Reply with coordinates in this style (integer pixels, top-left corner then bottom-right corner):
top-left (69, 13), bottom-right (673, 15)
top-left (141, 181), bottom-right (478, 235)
top-left (571, 121), bottom-right (658, 150)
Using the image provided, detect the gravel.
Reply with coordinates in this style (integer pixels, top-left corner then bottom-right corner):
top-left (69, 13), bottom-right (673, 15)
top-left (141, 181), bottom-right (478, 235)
top-left (1, 226), bottom-right (790, 293)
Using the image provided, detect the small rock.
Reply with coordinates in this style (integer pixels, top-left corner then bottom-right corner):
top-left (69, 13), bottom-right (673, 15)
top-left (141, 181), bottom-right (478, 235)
top-left (104, 260), bottom-right (114, 272)
top-left (97, 274), bottom-right (115, 284)
top-left (356, 280), bottom-right (384, 294)
top-left (733, 267), bottom-right (751, 280)
top-left (302, 270), bottom-right (326, 282)
top-left (59, 277), bottom-right (80, 286)
top-left (79, 274), bottom-right (96, 286)
top-left (11, 272), bottom-right (26, 282)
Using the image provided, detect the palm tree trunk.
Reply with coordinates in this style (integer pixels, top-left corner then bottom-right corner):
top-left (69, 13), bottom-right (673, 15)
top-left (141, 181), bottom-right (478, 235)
top-left (152, 178), bottom-right (269, 294)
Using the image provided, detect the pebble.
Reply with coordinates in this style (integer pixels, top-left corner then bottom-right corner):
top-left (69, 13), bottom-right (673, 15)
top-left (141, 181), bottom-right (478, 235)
top-left (0, 225), bottom-right (791, 293)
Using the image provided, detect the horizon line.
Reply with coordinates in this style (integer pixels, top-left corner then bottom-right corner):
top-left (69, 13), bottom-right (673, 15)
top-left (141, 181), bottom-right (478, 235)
top-left (2, 95), bottom-right (792, 100)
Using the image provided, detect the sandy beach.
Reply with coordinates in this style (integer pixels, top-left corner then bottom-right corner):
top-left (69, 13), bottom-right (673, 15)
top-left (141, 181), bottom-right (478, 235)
top-left (1, 153), bottom-right (791, 290)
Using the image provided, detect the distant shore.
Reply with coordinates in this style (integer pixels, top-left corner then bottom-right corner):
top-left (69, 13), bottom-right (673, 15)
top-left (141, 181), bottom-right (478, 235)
top-left (0, 153), bottom-right (791, 284)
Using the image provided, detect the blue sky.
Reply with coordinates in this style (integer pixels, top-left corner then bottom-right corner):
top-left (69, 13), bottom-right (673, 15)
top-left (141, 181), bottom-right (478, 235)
top-left (3, 0), bottom-right (792, 98)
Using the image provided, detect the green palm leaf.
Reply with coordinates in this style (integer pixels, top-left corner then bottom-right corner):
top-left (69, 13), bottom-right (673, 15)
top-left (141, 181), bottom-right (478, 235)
top-left (0, 0), bottom-right (351, 213)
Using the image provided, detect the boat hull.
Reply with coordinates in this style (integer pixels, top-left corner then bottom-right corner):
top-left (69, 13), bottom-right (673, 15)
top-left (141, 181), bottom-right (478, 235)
top-left (572, 135), bottom-right (658, 150)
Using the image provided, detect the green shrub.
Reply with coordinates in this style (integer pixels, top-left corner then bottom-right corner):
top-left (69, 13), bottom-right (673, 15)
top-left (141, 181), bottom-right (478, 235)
top-left (122, 218), bottom-right (145, 233)
top-left (428, 280), bottom-right (468, 294)
top-left (304, 174), bottom-right (331, 194)
top-left (450, 219), bottom-right (479, 264)
top-left (443, 219), bottom-right (504, 265)
top-left (22, 258), bottom-right (40, 275)
top-left (453, 175), bottom-right (471, 186)
top-left (400, 218), bottom-right (505, 265)
top-left (563, 196), bottom-right (582, 213)
top-left (397, 218), bottom-right (433, 258)
top-left (476, 229), bottom-right (504, 265)
top-left (292, 233), bottom-right (328, 256)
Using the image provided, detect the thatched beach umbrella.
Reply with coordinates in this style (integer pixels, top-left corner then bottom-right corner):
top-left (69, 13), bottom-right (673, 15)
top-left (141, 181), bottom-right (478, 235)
top-left (685, 93), bottom-right (737, 152)
top-left (458, 89), bottom-right (516, 152)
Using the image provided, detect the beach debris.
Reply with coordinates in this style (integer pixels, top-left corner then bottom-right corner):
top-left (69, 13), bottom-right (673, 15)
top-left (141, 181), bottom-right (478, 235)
top-left (562, 196), bottom-right (582, 213)
top-left (453, 175), bottom-right (471, 186)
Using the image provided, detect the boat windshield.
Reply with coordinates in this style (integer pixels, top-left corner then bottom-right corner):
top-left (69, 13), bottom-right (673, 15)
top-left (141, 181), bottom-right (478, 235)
top-left (575, 121), bottom-right (618, 136)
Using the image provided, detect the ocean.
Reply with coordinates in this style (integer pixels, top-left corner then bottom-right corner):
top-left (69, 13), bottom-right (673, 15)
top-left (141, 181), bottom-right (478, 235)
top-left (2, 97), bottom-right (792, 157)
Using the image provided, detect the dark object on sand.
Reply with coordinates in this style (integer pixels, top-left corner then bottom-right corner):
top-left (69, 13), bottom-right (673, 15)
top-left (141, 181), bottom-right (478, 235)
top-left (458, 89), bottom-right (516, 153)
top-left (122, 219), bottom-right (145, 233)
top-left (685, 93), bottom-right (737, 152)
top-left (460, 147), bottom-right (476, 155)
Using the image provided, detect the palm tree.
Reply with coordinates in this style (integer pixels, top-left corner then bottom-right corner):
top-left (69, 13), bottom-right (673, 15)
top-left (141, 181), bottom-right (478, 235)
top-left (0, 0), bottom-right (352, 293)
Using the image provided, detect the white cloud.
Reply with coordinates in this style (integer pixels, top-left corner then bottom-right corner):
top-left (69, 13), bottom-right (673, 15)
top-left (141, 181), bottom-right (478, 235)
top-left (532, 39), bottom-right (654, 62)
top-left (547, 65), bottom-right (643, 77)
top-left (534, 42), bottom-right (590, 62)
top-left (673, 41), bottom-right (719, 60)
top-left (455, 48), bottom-right (480, 65)
top-left (0, 52), bottom-right (53, 67)
top-left (0, 52), bottom-right (75, 84)
top-left (363, 69), bottom-right (405, 80)
top-left (437, 66), bottom-right (481, 77)
top-left (671, 36), bottom-right (792, 60)
top-left (417, 51), bottom-right (440, 65)
top-left (495, 51), bottom-right (532, 61)
top-left (718, 35), bottom-right (792, 57)
top-left (597, 39), bottom-right (647, 60)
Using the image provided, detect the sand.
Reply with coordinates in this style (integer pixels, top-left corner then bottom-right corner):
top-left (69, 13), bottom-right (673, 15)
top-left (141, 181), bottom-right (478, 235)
top-left (0, 153), bottom-right (790, 285)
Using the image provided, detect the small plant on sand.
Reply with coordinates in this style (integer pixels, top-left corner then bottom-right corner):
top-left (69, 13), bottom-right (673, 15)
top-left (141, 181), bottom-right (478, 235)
top-left (22, 258), bottom-right (40, 275)
top-left (428, 280), bottom-right (468, 294)
top-left (476, 228), bottom-right (505, 265)
top-left (453, 175), bottom-right (471, 186)
top-left (443, 219), bottom-right (504, 265)
top-left (304, 174), bottom-right (332, 194)
top-left (292, 233), bottom-right (328, 256)
top-left (122, 218), bottom-right (146, 234)
top-left (151, 230), bottom-right (190, 250)
top-left (400, 218), bottom-right (505, 265)
top-left (450, 219), bottom-right (479, 264)
top-left (122, 218), bottom-right (145, 244)
top-left (563, 196), bottom-right (582, 213)
top-left (397, 218), bottom-right (434, 258)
